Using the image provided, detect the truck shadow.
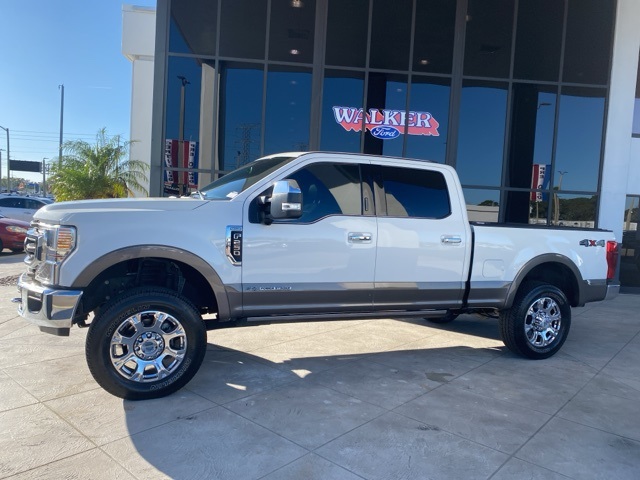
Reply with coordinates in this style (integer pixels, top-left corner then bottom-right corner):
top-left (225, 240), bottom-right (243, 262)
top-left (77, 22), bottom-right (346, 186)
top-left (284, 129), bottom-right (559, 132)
top-left (118, 315), bottom-right (512, 478)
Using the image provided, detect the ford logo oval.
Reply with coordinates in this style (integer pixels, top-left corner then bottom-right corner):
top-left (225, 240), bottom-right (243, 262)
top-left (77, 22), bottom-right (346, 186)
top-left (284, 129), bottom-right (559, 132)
top-left (370, 126), bottom-right (400, 140)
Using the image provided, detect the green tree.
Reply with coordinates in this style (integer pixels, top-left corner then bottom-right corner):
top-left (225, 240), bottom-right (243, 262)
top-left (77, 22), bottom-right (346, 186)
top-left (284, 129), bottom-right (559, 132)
top-left (49, 128), bottom-right (149, 201)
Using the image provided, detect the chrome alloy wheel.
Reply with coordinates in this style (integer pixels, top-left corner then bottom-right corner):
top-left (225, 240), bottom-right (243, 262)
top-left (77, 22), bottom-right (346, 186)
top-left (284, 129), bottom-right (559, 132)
top-left (524, 297), bottom-right (562, 348)
top-left (109, 311), bottom-right (187, 382)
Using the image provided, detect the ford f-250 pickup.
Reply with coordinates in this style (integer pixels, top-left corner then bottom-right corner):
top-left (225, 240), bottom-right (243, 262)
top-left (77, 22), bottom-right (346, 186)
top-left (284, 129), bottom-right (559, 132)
top-left (15, 152), bottom-right (620, 399)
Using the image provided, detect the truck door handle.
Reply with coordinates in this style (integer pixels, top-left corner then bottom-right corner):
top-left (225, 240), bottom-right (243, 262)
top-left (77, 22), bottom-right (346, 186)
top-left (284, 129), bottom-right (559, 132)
top-left (349, 232), bottom-right (372, 243)
top-left (441, 235), bottom-right (462, 245)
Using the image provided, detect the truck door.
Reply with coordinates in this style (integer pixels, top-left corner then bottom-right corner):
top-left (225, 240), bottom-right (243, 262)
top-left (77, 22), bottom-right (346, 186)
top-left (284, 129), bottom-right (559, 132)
top-left (372, 164), bottom-right (468, 310)
top-left (241, 160), bottom-right (377, 317)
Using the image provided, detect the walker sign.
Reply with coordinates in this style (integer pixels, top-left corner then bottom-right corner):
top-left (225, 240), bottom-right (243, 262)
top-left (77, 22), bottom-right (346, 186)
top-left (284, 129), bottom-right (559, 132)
top-left (332, 106), bottom-right (440, 139)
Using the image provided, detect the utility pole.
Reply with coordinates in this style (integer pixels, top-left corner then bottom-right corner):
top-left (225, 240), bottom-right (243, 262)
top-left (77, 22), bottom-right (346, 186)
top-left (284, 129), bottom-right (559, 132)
top-left (0, 149), bottom-right (3, 190)
top-left (0, 125), bottom-right (10, 192)
top-left (553, 171), bottom-right (568, 225)
top-left (59, 84), bottom-right (64, 166)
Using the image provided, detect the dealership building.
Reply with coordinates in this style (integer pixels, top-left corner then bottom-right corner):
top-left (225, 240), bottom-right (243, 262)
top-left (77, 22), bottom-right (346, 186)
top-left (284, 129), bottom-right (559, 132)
top-left (122, 0), bottom-right (640, 288)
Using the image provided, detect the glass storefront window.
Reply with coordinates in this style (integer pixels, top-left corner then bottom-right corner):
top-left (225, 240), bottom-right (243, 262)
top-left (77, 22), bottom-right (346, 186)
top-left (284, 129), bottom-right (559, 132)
top-left (326, 0), bottom-right (369, 68)
top-left (219, 0), bottom-right (267, 59)
top-left (464, 0), bottom-right (514, 79)
top-left (563, 0), bottom-right (614, 85)
top-left (506, 84), bottom-right (556, 190)
top-left (269, 0), bottom-right (316, 64)
top-left (264, 66), bottom-right (312, 155)
top-left (218, 63), bottom-right (264, 171)
top-left (405, 76), bottom-right (450, 163)
top-left (621, 196), bottom-right (640, 289)
top-left (456, 81), bottom-right (508, 187)
top-left (513, 0), bottom-right (563, 82)
top-left (550, 193), bottom-right (597, 228)
top-left (505, 190), bottom-right (551, 225)
top-left (554, 87), bottom-right (606, 192)
top-left (363, 73), bottom-right (408, 158)
top-left (321, 70), bottom-right (365, 153)
top-left (369, 0), bottom-right (412, 71)
top-left (412, 0), bottom-right (456, 75)
top-left (463, 189), bottom-right (500, 223)
top-left (169, 0), bottom-right (218, 56)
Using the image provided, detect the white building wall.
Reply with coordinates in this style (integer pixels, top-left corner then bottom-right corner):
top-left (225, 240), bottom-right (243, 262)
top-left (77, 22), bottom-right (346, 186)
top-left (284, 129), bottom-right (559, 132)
top-left (600, 0), bottom-right (640, 241)
top-left (122, 5), bottom-right (156, 197)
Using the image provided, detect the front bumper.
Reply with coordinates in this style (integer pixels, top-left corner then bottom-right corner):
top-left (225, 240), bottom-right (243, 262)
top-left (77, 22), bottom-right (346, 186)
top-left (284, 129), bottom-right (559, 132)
top-left (14, 273), bottom-right (82, 336)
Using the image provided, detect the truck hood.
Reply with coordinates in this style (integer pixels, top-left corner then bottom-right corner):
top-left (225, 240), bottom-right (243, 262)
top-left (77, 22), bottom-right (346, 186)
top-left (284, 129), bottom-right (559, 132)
top-left (33, 197), bottom-right (210, 224)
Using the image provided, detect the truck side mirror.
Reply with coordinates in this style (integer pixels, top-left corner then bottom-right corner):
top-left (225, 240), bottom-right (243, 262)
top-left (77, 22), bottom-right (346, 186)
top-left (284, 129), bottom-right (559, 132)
top-left (265, 179), bottom-right (302, 222)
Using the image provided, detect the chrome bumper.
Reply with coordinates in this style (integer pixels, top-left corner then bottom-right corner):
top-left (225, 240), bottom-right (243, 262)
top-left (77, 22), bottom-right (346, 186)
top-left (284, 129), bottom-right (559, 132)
top-left (14, 274), bottom-right (82, 336)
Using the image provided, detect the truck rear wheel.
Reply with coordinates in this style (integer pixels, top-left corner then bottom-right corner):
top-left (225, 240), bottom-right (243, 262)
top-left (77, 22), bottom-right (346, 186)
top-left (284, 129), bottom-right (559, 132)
top-left (499, 281), bottom-right (571, 359)
top-left (86, 287), bottom-right (207, 400)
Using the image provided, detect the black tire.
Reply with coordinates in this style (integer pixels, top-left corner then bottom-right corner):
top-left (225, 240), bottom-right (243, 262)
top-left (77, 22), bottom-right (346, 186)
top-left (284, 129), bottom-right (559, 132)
top-left (426, 311), bottom-right (459, 324)
top-left (499, 281), bottom-right (571, 359)
top-left (86, 287), bottom-right (207, 400)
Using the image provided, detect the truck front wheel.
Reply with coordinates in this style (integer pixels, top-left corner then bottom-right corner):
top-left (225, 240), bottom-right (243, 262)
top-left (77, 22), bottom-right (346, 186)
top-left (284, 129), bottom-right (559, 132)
top-left (86, 287), bottom-right (207, 400)
top-left (499, 281), bottom-right (571, 359)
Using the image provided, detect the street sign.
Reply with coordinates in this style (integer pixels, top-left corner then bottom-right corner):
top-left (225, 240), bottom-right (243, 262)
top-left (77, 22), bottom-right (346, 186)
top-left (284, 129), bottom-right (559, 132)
top-left (10, 160), bottom-right (42, 173)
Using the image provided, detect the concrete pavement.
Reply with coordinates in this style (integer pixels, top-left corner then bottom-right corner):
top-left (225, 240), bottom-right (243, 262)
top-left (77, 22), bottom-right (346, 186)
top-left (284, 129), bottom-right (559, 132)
top-left (1, 251), bottom-right (639, 479)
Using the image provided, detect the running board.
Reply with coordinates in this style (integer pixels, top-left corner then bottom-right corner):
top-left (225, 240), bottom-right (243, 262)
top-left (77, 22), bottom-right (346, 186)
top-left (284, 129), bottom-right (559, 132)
top-left (243, 310), bottom-right (449, 323)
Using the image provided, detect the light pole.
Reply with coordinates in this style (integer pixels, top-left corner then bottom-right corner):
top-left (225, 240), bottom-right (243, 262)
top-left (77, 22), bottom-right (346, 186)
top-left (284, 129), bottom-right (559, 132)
top-left (59, 84), bottom-right (64, 166)
top-left (0, 148), bottom-right (3, 190)
top-left (42, 158), bottom-right (48, 196)
top-left (0, 125), bottom-right (9, 192)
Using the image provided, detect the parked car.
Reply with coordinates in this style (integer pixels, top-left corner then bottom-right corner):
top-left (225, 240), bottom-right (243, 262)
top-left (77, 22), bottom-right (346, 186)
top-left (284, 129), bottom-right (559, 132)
top-left (0, 195), bottom-right (53, 222)
top-left (0, 214), bottom-right (29, 253)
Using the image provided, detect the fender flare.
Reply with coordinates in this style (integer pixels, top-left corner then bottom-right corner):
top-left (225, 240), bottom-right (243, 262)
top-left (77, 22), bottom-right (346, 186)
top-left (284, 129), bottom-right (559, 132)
top-left (504, 253), bottom-right (584, 309)
top-left (71, 245), bottom-right (231, 320)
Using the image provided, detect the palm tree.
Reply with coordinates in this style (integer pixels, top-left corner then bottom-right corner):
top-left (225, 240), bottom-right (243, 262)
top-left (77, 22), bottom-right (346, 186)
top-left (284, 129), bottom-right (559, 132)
top-left (49, 128), bottom-right (149, 201)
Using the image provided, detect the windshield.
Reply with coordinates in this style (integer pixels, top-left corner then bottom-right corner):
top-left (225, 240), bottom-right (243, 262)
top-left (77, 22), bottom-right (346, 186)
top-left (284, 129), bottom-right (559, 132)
top-left (200, 156), bottom-right (298, 200)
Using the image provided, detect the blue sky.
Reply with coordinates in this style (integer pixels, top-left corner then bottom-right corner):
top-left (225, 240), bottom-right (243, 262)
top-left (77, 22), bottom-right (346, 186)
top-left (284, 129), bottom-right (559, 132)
top-left (0, 0), bottom-right (156, 181)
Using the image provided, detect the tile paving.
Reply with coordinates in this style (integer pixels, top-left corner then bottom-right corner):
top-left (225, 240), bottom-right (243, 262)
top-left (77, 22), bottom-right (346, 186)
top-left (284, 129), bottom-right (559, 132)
top-left (1, 250), bottom-right (639, 479)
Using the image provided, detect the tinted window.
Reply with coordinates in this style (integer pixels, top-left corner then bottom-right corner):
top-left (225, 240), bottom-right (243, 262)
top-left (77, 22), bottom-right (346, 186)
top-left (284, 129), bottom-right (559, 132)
top-left (456, 81), bottom-right (508, 187)
top-left (219, 0), bottom-right (267, 59)
top-left (369, 0), bottom-right (412, 71)
top-left (563, 0), bottom-right (614, 85)
top-left (464, 188), bottom-right (500, 223)
top-left (321, 70), bottom-right (365, 153)
top-left (363, 73), bottom-right (407, 158)
top-left (269, 0), bottom-right (316, 64)
top-left (284, 163), bottom-right (362, 222)
top-left (326, 0), bottom-right (369, 68)
top-left (412, 0), bottom-right (456, 74)
top-left (513, 0), bottom-right (563, 82)
top-left (169, 0), bottom-right (218, 55)
top-left (380, 166), bottom-right (451, 218)
top-left (264, 66), bottom-right (312, 155)
top-left (464, 0), bottom-right (514, 78)
top-left (218, 63), bottom-right (264, 171)
top-left (0, 198), bottom-right (18, 208)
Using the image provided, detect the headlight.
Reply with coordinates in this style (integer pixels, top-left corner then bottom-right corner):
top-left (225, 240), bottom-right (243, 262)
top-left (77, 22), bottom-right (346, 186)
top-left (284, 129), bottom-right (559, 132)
top-left (6, 225), bottom-right (28, 234)
top-left (35, 225), bottom-right (77, 285)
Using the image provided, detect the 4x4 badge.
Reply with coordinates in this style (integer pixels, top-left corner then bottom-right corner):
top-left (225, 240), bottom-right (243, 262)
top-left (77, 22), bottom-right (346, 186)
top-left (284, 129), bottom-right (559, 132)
top-left (579, 239), bottom-right (605, 247)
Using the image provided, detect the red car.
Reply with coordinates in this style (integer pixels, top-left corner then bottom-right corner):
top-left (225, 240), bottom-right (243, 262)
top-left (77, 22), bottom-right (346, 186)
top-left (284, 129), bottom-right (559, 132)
top-left (0, 214), bottom-right (29, 253)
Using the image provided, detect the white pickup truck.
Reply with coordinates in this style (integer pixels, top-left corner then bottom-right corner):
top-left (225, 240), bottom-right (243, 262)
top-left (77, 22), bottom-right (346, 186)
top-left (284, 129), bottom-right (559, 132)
top-left (15, 152), bottom-right (620, 399)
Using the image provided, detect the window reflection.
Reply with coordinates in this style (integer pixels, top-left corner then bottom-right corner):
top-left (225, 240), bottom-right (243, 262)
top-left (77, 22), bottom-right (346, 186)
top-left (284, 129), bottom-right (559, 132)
top-left (505, 190), bottom-right (550, 225)
top-left (506, 84), bottom-right (556, 190)
top-left (218, 63), bottom-right (264, 171)
top-left (321, 70), bottom-right (365, 153)
top-left (363, 73), bottom-right (407, 158)
top-left (554, 87), bottom-right (605, 192)
top-left (169, 0), bottom-right (218, 55)
top-left (550, 193), bottom-right (597, 228)
top-left (463, 189), bottom-right (500, 223)
top-left (219, 0), bottom-right (267, 59)
top-left (621, 196), bottom-right (640, 288)
top-left (264, 66), bottom-right (312, 155)
top-left (513, 0), bottom-right (563, 82)
top-left (412, 0), bottom-right (456, 74)
top-left (405, 76), bottom-right (450, 163)
top-left (456, 81), bottom-right (508, 187)
top-left (326, 0), bottom-right (369, 68)
top-left (269, 0), bottom-right (316, 64)
top-left (369, 0), bottom-right (411, 71)
top-left (464, 0), bottom-right (514, 78)
top-left (563, 0), bottom-right (614, 85)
